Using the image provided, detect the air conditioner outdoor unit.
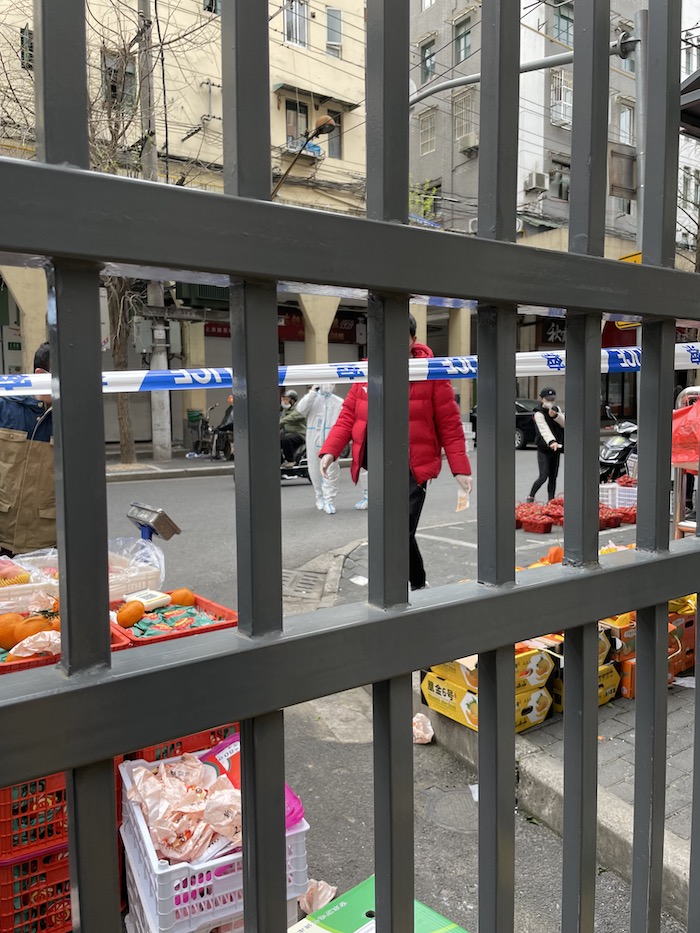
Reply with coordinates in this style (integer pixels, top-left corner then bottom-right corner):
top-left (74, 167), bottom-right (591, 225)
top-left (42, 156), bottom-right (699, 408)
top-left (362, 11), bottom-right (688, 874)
top-left (524, 171), bottom-right (548, 192)
top-left (458, 131), bottom-right (479, 152)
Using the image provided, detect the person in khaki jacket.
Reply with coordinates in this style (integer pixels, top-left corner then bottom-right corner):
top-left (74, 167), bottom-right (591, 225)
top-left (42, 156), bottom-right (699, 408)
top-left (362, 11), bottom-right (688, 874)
top-left (0, 343), bottom-right (54, 556)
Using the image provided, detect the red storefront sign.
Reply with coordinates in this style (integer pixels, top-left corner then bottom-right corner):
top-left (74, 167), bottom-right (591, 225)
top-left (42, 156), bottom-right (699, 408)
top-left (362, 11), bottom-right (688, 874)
top-left (205, 311), bottom-right (358, 343)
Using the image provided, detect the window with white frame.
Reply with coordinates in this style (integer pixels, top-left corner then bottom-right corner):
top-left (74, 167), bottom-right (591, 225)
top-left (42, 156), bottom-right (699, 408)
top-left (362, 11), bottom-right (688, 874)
top-left (420, 111), bottom-right (436, 156)
top-left (286, 100), bottom-right (309, 147)
top-left (682, 166), bottom-right (700, 206)
top-left (454, 89), bottom-right (477, 140)
top-left (326, 8), bottom-right (342, 57)
top-left (454, 17), bottom-right (471, 65)
top-left (422, 0), bottom-right (435, 9)
top-left (421, 40), bottom-right (436, 84)
top-left (285, 0), bottom-right (308, 47)
top-left (553, 2), bottom-right (574, 45)
top-left (549, 161), bottom-right (571, 200)
top-left (550, 69), bottom-right (573, 128)
top-left (683, 39), bottom-right (699, 79)
top-left (618, 102), bottom-right (635, 145)
top-left (327, 110), bottom-right (342, 159)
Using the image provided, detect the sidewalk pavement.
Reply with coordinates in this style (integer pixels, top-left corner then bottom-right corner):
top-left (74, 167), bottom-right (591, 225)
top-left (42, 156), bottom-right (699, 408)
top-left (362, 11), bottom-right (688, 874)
top-left (326, 536), bottom-right (695, 925)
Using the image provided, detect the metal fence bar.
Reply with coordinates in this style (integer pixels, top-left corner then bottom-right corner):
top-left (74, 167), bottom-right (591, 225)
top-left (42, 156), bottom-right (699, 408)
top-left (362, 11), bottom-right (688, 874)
top-left (561, 2), bottom-right (609, 928)
top-left (5, 159), bottom-right (700, 318)
top-left (366, 1), bottom-right (413, 928)
top-left (476, 3), bottom-right (519, 931)
top-left (632, 3), bottom-right (680, 924)
top-left (34, 1), bottom-right (120, 929)
top-left (221, 4), bottom-right (287, 930)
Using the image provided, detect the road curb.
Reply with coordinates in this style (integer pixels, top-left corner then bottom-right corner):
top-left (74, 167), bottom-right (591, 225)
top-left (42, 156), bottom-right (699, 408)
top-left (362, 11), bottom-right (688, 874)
top-left (417, 689), bottom-right (690, 925)
top-left (105, 457), bottom-right (352, 483)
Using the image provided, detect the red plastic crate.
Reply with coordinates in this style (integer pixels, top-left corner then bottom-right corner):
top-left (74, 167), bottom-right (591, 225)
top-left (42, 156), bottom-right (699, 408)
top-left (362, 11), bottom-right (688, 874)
top-left (0, 759), bottom-right (124, 862)
top-left (521, 519), bottom-right (553, 534)
top-left (111, 592), bottom-right (238, 647)
top-left (0, 626), bottom-right (130, 676)
top-left (127, 722), bottom-right (240, 763)
top-left (0, 845), bottom-right (71, 933)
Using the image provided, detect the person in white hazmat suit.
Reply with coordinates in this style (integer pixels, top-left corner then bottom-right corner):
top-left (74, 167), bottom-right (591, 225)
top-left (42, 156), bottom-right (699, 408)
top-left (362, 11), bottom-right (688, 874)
top-left (296, 384), bottom-right (343, 513)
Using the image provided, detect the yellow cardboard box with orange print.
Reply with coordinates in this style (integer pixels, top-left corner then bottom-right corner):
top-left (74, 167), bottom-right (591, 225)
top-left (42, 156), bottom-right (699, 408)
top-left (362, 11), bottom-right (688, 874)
top-left (420, 671), bottom-right (553, 733)
top-left (430, 643), bottom-right (555, 694)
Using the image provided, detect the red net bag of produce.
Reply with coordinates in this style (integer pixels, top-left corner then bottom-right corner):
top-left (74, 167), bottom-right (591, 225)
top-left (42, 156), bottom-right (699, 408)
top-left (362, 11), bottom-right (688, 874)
top-left (672, 404), bottom-right (700, 473)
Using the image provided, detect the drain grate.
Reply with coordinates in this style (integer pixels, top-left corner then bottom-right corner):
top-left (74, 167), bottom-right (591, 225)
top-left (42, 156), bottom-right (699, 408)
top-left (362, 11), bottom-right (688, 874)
top-left (282, 570), bottom-right (326, 599)
top-left (424, 788), bottom-right (478, 834)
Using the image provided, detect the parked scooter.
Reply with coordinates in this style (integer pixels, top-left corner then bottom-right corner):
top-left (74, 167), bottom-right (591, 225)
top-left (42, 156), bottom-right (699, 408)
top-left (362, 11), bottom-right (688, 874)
top-left (192, 403), bottom-right (219, 457)
top-left (212, 397), bottom-right (234, 461)
top-left (599, 408), bottom-right (637, 482)
top-left (281, 441), bottom-right (311, 482)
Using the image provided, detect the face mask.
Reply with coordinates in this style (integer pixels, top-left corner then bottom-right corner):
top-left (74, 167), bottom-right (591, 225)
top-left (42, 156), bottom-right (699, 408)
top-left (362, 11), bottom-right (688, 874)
top-left (319, 389), bottom-right (332, 397)
top-left (542, 400), bottom-right (555, 409)
top-left (281, 401), bottom-right (291, 410)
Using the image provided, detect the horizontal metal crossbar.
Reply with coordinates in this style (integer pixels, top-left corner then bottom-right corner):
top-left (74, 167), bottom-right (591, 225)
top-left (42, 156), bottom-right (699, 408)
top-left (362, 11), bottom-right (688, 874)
top-left (1, 539), bottom-right (699, 787)
top-left (2, 158), bottom-right (700, 319)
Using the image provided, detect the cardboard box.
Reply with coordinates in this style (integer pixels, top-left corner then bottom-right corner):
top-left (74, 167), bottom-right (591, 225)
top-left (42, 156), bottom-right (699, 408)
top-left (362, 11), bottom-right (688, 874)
top-left (288, 876), bottom-right (469, 933)
top-left (618, 656), bottom-right (679, 699)
top-left (669, 613), bottom-right (696, 674)
top-left (600, 616), bottom-right (637, 663)
top-left (431, 644), bottom-right (554, 694)
top-left (552, 662), bottom-right (621, 714)
top-left (527, 628), bottom-right (610, 666)
top-left (421, 671), bottom-right (552, 733)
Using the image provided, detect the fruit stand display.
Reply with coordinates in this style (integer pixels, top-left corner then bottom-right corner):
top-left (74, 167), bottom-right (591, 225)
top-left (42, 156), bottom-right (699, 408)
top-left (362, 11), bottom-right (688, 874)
top-left (516, 479), bottom-right (638, 533)
top-left (0, 540), bottom-right (250, 931)
top-left (422, 546), bottom-right (696, 736)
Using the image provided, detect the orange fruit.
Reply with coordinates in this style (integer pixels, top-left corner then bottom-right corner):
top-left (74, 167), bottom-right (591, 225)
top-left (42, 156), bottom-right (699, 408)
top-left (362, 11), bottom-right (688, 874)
top-left (116, 600), bottom-right (146, 628)
top-left (0, 613), bottom-right (25, 650)
top-left (13, 616), bottom-right (52, 645)
top-left (170, 588), bottom-right (196, 607)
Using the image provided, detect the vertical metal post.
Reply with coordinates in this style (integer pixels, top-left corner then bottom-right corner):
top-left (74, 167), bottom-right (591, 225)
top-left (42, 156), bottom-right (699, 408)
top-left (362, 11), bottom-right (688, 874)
top-left (634, 9), bottom-right (648, 251)
top-left (222, 3), bottom-right (286, 930)
top-left (561, 2), bottom-right (609, 929)
top-left (34, 0), bottom-right (120, 930)
top-left (366, 0), bottom-right (413, 929)
top-left (476, 4), bottom-right (518, 932)
top-left (632, 8), bottom-right (680, 928)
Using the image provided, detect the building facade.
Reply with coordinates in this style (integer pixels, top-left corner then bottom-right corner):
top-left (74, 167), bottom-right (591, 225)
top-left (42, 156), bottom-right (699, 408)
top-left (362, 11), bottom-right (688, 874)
top-left (409, 0), bottom-right (700, 412)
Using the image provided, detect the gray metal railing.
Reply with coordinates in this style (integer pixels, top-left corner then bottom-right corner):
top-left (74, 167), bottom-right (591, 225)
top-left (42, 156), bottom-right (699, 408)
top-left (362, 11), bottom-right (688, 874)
top-left (0, 1), bottom-right (695, 931)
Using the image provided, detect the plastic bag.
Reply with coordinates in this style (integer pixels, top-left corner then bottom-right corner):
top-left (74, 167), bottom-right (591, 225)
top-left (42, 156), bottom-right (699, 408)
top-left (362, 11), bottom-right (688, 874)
top-left (299, 880), bottom-right (338, 914)
top-left (8, 630), bottom-right (61, 658)
top-left (17, 539), bottom-right (166, 602)
top-left (412, 712), bottom-right (434, 744)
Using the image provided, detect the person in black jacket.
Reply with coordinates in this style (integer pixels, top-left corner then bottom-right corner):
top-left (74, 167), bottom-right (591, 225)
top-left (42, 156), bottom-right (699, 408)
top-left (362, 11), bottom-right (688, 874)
top-left (527, 387), bottom-right (565, 502)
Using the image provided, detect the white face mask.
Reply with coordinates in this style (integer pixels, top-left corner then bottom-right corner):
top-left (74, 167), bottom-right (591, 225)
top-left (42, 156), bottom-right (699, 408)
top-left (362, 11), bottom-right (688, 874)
top-left (542, 400), bottom-right (556, 409)
top-left (281, 401), bottom-right (291, 410)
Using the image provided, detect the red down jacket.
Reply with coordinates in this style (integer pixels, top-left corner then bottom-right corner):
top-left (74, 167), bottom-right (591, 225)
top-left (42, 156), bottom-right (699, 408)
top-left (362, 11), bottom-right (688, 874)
top-left (319, 342), bottom-right (471, 485)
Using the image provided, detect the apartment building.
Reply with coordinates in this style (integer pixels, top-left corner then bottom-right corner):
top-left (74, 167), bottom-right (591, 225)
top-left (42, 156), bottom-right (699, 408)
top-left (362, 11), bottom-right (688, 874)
top-left (410, 0), bottom-right (700, 411)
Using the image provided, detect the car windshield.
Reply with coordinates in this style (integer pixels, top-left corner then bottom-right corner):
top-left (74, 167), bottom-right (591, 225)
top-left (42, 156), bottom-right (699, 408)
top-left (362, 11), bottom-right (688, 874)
top-left (516, 400), bottom-right (539, 412)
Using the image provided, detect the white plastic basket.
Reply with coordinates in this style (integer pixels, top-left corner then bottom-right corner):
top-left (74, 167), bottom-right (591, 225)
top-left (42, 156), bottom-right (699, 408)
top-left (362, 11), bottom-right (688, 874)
top-left (120, 758), bottom-right (308, 933)
top-left (599, 484), bottom-right (618, 508)
top-left (124, 853), bottom-right (299, 933)
top-left (107, 552), bottom-right (161, 601)
top-left (615, 484), bottom-right (638, 509)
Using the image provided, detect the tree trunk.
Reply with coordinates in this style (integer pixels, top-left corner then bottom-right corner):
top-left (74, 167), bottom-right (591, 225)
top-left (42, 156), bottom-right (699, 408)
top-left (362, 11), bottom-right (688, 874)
top-left (107, 279), bottom-right (136, 464)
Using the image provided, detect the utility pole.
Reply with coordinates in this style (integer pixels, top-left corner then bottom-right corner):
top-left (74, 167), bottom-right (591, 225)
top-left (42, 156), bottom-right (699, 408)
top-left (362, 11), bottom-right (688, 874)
top-left (138, 0), bottom-right (172, 461)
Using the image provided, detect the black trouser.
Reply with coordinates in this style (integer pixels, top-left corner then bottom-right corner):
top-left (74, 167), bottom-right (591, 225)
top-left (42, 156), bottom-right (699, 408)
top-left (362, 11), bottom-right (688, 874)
top-left (281, 433), bottom-right (304, 462)
top-left (409, 472), bottom-right (428, 590)
top-left (530, 448), bottom-right (561, 501)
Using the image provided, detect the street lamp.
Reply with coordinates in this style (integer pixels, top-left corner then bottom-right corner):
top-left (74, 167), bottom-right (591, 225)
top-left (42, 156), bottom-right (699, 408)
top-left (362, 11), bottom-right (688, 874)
top-left (271, 114), bottom-right (336, 199)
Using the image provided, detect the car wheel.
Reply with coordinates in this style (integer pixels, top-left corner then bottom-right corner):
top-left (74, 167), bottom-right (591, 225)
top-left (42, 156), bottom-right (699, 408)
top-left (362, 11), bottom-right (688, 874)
top-left (515, 427), bottom-right (526, 449)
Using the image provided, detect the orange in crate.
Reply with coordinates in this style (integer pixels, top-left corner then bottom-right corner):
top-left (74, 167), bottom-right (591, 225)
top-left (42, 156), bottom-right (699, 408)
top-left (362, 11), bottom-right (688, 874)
top-left (0, 625), bottom-right (130, 676)
top-left (110, 592), bottom-right (237, 647)
top-left (0, 845), bottom-right (71, 933)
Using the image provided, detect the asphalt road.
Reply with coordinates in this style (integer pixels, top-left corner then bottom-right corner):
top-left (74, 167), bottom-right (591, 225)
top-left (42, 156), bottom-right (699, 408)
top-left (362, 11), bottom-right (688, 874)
top-left (106, 448), bottom-right (635, 607)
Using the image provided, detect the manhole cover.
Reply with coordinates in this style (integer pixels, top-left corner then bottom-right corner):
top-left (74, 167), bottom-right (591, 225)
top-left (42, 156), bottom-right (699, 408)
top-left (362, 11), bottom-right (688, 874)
top-left (424, 788), bottom-right (478, 834)
top-left (282, 570), bottom-right (326, 599)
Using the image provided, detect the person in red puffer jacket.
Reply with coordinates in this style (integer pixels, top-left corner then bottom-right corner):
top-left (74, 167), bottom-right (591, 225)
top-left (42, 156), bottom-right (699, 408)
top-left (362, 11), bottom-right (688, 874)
top-left (320, 314), bottom-right (472, 591)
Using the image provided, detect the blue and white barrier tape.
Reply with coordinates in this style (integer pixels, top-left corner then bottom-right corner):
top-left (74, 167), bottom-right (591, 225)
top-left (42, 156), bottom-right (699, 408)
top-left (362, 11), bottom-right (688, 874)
top-left (0, 344), bottom-right (698, 396)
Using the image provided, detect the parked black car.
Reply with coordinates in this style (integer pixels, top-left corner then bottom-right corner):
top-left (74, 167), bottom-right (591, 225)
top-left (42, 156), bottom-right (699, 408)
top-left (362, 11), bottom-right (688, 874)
top-left (470, 399), bottom-right (540, 450)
